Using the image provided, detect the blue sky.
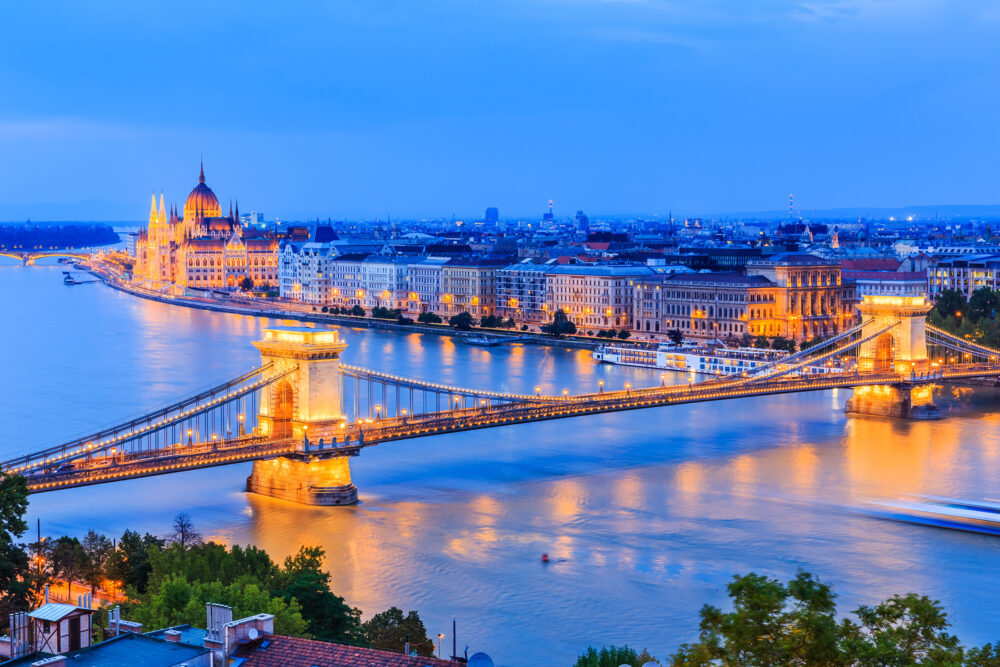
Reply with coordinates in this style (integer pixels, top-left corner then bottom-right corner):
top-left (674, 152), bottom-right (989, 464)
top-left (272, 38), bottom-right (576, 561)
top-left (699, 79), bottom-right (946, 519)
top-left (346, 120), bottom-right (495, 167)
top-left (0, 1), bottom-right (996, 221)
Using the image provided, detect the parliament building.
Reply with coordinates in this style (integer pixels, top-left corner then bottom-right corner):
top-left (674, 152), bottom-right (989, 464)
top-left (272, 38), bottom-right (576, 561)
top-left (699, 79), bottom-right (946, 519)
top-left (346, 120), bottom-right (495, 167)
top-left (134, 164), bottom-right (278, 291)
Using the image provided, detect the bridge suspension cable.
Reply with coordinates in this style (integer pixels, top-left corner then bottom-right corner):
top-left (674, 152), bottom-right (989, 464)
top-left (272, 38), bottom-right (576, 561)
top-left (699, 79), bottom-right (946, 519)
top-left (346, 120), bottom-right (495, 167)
top-left (339, 364), bottom-right (562, 403)
top-left (926, 324), bottom-right (1000, 360)
top-left (1, 363), bottom-right (296, 475)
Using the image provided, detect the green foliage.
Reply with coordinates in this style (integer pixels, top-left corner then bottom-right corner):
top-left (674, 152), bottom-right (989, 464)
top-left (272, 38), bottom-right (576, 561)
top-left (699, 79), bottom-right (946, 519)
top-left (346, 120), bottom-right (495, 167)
top-left (320, 306), bottom-right (328, 313)
top-left (362, 606), bottom-right (435, 657)
top-left (371, 306), bottom-right (401, 319)
top-left (668, 571), bottom-right (999, 666)
top-left (800, 335), bottom-right (827, 350)
top-left (543, 309), bottom-right (577, 336)
top-left (617, 329), bottom-right (631, 340)
top-left (968, 287), bottom-right (1000, 322)
top-left (479, 315), bottom-right (514, 328)
top-left (272, 546), bottom-right (363, 644)
top-left (105, 530), bottom-right (165, 594)
top-left (770, 336), bottom-right (796, 353)
top-left (135, 539), bottom-right (362, 643)
top-left (0, 474), bottom-right (33, 619)
top-left (349, 304), bottom-right (365, 316)
top-left (81, 530), bottom-right (114, 594)
top-left (667, 329), bottom-right (684, 345)
top-left (449, 311), bottom-right (474, 330)
top-left (125, 574), bottom-right (307, 636)
top-left (573, 644), bottom-right (643, 667)
top-left (417, 311), bottom-right (442, 324)
top-left (934, 289), bottom-right (967, 320)
top-left (47, 536), bottom-right (87, 598)
top-left (753, 335), bottom-right (770, 349)
top-left (239, 276), bottom-right (254, 292)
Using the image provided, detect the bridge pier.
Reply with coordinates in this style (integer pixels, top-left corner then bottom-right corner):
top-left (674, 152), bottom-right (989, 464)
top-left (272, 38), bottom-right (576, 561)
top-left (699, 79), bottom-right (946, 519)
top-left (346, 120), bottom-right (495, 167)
top-left (246, 455), bottom-right (358, 506)
top-left (248, 327), bottom-right (359, 505)
top-left (845, 383), bottom-right (941, 420)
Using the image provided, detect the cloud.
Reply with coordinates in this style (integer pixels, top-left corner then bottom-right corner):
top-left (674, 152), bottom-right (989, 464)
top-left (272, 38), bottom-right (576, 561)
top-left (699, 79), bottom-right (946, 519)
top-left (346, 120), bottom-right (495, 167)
top-left (0, 118), bottom-right (145, 142)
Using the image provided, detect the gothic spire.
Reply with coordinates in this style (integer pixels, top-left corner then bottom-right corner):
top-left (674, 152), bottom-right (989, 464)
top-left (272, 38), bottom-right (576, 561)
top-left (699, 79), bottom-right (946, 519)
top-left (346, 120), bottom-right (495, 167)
top-left (199, 158), bottom-right (205, 184)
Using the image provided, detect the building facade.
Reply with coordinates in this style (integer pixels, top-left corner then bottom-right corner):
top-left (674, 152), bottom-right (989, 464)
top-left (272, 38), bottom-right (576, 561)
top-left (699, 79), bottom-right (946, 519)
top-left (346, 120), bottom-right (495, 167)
top-left (928, 255), bottom-right (1000, 298)
top-left (496, 260), bottom-right (554, 324)
top-left (546, 265), bottom-right (655, 331)
top-left (441, 260), bottom-right (503, 319)
top-left (745, 252), bottom-right (847, 341)
top-left (134, 164), bottom-right (278, 292)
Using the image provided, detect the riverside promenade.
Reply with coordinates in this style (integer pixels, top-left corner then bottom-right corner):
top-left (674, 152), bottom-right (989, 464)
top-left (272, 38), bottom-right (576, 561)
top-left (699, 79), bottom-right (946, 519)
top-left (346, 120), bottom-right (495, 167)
top-left (87, 264), bottom-right (601, 350)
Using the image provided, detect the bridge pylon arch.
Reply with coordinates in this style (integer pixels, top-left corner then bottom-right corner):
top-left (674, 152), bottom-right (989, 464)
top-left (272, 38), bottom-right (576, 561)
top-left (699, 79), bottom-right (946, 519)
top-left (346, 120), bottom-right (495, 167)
top-left (247, 327), bottom-right (359, 504)
top-left (847, 295), bottom-right (940, 419)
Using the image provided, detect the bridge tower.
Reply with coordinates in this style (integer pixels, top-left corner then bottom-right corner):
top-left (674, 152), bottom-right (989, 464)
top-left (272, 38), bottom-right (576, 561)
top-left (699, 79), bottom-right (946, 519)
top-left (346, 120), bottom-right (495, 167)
top-left (846, 295), bottom-right (940, 419)
top-left (246, 327), bottom-right (359, 505)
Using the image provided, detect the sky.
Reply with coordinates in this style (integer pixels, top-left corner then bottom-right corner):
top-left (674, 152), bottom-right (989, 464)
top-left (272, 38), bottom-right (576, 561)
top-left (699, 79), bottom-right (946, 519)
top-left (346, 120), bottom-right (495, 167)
top-left (0, 0), bottom-right (997, 221)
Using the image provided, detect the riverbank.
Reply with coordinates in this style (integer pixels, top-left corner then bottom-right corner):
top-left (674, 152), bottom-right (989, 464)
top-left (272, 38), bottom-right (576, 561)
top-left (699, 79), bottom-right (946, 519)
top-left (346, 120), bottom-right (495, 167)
top-left (88, 265), bottom-right (600, 350)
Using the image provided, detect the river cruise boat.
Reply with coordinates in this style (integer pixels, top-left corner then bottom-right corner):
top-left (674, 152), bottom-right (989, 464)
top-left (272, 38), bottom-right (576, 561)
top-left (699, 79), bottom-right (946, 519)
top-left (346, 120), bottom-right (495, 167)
top-left (592, 343), bottom-right (843, 377)
top-left (860, 496), bottom-right (1000, 536)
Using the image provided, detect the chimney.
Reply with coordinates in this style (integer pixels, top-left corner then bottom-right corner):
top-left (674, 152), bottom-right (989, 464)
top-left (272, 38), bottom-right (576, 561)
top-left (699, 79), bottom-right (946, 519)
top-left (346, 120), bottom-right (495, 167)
top-left (164, 630), bottom-right (182, 643)
top-left (44, 586), bottom-right (49, 603)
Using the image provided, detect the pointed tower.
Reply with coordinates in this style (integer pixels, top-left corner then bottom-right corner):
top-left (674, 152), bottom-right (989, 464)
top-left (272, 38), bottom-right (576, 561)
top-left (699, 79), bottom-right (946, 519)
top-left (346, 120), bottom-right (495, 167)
top-left (148, 193), bottom-right (158, 227)
top-left (158, 192), bottom-right (167, 225)
top-left (199, 159), bottom-right (205, 184)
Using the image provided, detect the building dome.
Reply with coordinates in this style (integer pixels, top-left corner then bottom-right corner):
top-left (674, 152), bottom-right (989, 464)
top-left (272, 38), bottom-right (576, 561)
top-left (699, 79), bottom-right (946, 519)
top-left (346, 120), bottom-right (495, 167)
top-left (183, 162), bottom-right (222, 219)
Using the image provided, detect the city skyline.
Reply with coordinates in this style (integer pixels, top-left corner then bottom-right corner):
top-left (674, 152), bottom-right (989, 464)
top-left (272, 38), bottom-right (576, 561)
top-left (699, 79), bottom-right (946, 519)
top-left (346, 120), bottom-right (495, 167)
top-left (1, 1), bottom-right (998, 220)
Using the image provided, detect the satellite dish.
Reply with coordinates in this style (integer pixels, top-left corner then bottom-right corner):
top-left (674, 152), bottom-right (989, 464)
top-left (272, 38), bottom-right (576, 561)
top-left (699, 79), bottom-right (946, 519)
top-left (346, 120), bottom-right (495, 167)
top-left (468, 653), bottom-right (494, 667)
top-left (641, 663), bottom-right (661, 667)
top-left (248, 628), bottom-right (259, 641)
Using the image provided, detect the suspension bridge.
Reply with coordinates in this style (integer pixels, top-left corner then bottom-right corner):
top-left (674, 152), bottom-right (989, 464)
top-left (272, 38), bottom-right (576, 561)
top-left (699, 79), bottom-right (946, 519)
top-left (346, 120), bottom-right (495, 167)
top-left (5, 294), bottom-right (1000, 505)
top-left (0, 250), bottom-right (91, 266)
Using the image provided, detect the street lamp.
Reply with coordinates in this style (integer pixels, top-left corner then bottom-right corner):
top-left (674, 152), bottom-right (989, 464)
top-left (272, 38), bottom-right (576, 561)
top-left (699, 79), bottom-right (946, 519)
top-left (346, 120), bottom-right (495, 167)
top-left (562, 388), bottom-right (569, 399)
top-left (437, 633), bottom-right (445, 659)
top-left (535, 385), bottom-right (541, 397)
top-left (625, 382), bottom-right (631, 395)
top-left (187, 429), bottom-right (193, 445)
top-left (598, 379), bottom-right (604, 393)
top-left (375, 404), bottom-right (382, 420)
top-left (660, 374), bottom-right (666, 387)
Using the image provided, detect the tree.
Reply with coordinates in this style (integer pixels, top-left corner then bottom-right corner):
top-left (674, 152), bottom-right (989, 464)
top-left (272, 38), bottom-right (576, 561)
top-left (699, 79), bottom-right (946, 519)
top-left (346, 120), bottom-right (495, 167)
top-left (273, 546), bottom-right (363, 644)
top-left (170, 513), bottom-right (202, 549)
top-left (801, 336), bottom-right (827, 351)
top-left (48, 536), bottom-right (86, 599)
top-left (350, 305), bottom-right (365, 316)
top-left (106, 530), bottom-right (164, 594)
top-left (753, 334), bottom-right (770, 348)
top-left (81, 531), bottom-right (114, 595)
top-left (449, 311), bottom-right (474, 330)
top-left (573, 645), bottom-right (643, 667)
top-left (320, 306), bottom-right (328, 313)
top-left (363, 606), bottom-right (435, 657)
top-left (840, 594), bottom-right (963, 665)
top-left (0, 473), bottom-right (33, 616)
top-left (543, 310), bottom-right (577, 337)
top-left (239, 276), bottom-right (254, 292)
top-left (934, 289), bottom-right (967, 321)
top-left (418, 312), bottom-right (442, 324)
top-left (667, 329), bottom-right (684, 345)
top-left (771, 336), bottom-right (796, 353)
top-left (617, 329), bottom-right (631, 340)
top-left (967, 287), bottom-right (999, 323)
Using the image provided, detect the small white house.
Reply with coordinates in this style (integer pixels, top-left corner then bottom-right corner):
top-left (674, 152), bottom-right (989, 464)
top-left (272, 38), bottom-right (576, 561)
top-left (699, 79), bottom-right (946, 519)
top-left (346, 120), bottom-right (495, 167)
top-left (27, 603), bottom-right (93, 654)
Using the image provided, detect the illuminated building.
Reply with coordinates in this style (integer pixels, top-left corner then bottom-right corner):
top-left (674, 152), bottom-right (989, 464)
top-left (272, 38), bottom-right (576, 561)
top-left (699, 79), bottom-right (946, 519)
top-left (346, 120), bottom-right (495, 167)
top-left (134, 163), bottom-right (278, 291)
top-left (496, 260), bottom-right (555, 324)
top-left (440, 259), bottom-right (505, 319)
top-left (745, 252), bottom-right (848, 341)
top-left (546, 265), bottom-right (656, 330)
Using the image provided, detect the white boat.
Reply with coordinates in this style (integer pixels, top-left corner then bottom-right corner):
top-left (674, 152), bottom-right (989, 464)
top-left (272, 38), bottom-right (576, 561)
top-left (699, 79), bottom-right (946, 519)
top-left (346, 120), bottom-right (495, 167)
top-left (591, 343), bottom-right (843, 377)
top-left (859, 496), bottom-right (1000, 536)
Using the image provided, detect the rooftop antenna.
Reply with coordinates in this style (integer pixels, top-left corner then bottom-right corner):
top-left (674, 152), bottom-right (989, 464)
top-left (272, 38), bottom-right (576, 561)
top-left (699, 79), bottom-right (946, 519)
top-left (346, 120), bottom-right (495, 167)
top-left (789, 194), bottom-right (795, 221)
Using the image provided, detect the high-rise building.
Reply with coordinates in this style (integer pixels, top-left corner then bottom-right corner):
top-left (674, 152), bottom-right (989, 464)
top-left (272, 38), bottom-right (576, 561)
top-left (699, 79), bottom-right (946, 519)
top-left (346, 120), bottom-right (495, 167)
top-left (485, 207), bottom-right (499, 224)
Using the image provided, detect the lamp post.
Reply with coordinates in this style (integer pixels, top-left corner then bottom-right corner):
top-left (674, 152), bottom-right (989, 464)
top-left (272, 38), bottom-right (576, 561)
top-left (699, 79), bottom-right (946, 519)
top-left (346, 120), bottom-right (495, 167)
top-left (625, 382), bottom-right (631, 396)
top-left (375, 404), bottom-right (382, 420)
top-left (660, 374), bottom-right (666, 388)
top-left (187, 429), bottom-right (193, 446)
top-left (598, 379), bottom-right (604, 393)
top-left (438, 634), bottom-right (445, 659)
top-left (535, 385), bottom-right (541, 397)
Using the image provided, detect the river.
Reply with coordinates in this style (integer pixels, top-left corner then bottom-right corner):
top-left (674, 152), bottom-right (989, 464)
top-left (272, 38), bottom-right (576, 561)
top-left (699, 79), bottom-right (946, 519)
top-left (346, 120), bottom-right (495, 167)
top-left (2, 263), bottom-right (1000, 665)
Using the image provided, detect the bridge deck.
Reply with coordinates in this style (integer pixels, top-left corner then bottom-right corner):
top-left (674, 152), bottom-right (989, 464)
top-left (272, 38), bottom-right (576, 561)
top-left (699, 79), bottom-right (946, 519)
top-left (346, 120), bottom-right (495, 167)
top-left (23, 364), bottom-right (1000, 493)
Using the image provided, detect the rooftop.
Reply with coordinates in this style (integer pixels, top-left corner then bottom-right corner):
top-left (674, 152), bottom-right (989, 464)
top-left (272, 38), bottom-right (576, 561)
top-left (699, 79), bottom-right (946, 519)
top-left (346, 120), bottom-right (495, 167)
top-left (27, 603), bottom-right (89, 622)
top-left (231, 634), bottom-right (465, 667)
top-left (2, 634), bottom-right (208, 667)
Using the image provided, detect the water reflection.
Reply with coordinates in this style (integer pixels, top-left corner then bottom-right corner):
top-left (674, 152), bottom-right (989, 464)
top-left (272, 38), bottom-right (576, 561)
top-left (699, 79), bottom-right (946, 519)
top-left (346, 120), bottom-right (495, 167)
top-left (4, 268), bottom-right (1000, 664)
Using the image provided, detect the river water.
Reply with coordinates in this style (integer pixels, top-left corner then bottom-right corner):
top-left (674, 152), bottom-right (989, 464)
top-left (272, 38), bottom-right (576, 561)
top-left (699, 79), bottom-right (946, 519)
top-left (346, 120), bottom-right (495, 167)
top-left (3, 263), bottom-right (1000, 665)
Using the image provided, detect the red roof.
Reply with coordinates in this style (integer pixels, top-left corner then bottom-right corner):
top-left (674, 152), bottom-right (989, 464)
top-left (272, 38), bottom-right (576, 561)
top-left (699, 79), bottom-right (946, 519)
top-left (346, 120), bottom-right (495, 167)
top-left (842, 270), bottom-right (925, 280)
top-left (233, 634), bottom-right (465, 667)
top-left (840, 258), bottom-right (901, 271)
